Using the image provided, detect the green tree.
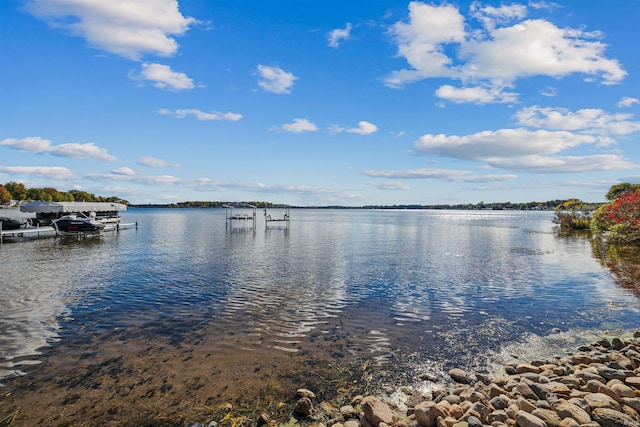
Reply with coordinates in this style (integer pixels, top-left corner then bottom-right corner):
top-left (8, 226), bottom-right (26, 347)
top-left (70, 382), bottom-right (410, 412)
top-left (0, 185), bottom-right (11, 204)
top-left (26, 187), bottom-right (50, 201)
top-left (605, 183), bottom-right (640, 201)
top-left (4, 181), bottom-right (27, 200)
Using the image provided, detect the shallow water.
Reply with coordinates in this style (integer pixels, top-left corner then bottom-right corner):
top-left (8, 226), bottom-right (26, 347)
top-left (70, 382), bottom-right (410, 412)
top-left (0, 209), bottom-right (638, 424)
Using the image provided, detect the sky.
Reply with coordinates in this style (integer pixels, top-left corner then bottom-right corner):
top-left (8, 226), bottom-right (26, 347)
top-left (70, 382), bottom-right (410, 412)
top-left (1, 0), bottom-right (639, 206)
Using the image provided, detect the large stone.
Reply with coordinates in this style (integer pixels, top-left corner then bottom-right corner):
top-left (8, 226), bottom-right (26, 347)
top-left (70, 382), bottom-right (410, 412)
top-left (611, 383), bottom-right (635, 398)
top-left (597, 383), bottom-right (622, 403)
top-left (557, 418), bottom-right (580, 427)
top-left (552, 401), bottom-right (592, 425)
top-left (531, 408), bottom-right (562, 427)
top-left (341, 405), bottom-right (358, 419)
top-left (621, 397), bottom-right (640, 413)
top-left (515, 410), bottom-right (549, 427)
top-left (488, 410), bottom-right (508, 424)
top-left (584, 392), bottom-right (621, 411)
top-left (448, 368), bottom-right (472, 385)
top-left (490, 394), bottom-right (510, 410)
top-left (362, 397), bottom-right (395, 427)
top-left (515, 382), bottom-right (539, 400)
top-left (517, 364), bottom-right (541, 374)
top-left (395, 415), bottom-right (420, 427)
top-left (591, 407), bottom-right (637, 427)
top-left (296, 388), bottom-right (316, 399)
top-left (414, 401), bottom-right (449, 427)
top-left (294, 397), bottom-right (313, 416)
top-left (625, 377), bottom-right (640, 388)
top-left (517, 397), bottom-right (537, 413)
top-left (597, 367), bottom-right (629, 382)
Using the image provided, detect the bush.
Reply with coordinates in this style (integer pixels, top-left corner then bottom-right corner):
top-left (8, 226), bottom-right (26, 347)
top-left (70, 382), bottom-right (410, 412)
top-left (591, 188), bottom-right (640, 246)
top-left (553, 198), bottom-right (591, 230)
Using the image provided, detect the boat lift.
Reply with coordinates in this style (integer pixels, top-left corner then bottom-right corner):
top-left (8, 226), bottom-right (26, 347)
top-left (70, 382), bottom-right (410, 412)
top-left (1, 201), bottom-right (137, 244)
top-left (264, 207), bottom-right (290, 228)
top-left (224, 203), bottom-right (257, 228)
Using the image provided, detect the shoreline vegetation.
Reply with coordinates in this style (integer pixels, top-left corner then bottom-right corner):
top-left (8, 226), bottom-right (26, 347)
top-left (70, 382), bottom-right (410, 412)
top-left (554, 183), bottom-right (640, 247)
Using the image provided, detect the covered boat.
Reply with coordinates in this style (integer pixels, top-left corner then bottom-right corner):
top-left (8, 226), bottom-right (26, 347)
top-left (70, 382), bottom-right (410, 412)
top-left (52, 213), bottom-right (105, 233)
top-left (20, 201), bottom-right (126, 226)
top-left (0, 217), bottom-right (26, 230)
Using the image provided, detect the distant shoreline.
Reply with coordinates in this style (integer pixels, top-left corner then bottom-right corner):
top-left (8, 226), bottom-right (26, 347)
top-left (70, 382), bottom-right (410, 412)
top-left (127, 200), bottom-right (591, 211)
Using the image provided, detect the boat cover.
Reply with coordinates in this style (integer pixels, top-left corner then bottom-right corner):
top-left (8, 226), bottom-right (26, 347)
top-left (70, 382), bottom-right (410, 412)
top-left (20, 201), bottom-right (127, 213)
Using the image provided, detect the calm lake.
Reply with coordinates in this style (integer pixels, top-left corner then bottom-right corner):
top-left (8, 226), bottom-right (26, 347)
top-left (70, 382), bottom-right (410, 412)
top-left (1, 208), bottom-right (639, 424)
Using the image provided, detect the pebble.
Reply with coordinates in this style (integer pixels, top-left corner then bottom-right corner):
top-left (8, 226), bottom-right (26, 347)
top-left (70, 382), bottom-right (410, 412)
top-left (258, 330), bottom-right (640, 427)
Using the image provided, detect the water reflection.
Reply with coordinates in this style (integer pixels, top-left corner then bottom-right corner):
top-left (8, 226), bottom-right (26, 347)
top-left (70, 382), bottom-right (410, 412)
top-left (591, 239), bottom-right (640, 297)
top-left (1, 209), bottom-right (639, 385)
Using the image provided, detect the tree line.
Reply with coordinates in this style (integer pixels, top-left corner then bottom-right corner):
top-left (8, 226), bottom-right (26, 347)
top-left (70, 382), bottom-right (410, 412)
top-left (0, 181), bottom-right (128, 205)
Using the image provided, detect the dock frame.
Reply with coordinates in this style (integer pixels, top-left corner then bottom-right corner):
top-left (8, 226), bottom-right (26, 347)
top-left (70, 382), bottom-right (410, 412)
top-left (224, 204), bottom-right (257, 228)
top-left (264, 207), bottom-right (290, 229)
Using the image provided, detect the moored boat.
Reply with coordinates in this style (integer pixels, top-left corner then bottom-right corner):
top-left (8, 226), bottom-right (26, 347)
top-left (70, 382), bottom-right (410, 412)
top-left (52, 214), bottom-right (106, 233)
top-left (0, 217), bottom-right (26, 230)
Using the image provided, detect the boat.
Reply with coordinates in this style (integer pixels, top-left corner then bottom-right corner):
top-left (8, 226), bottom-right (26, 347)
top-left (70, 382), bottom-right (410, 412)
top-left (20, 201), bottom-right (127, 227)
top-left (52, 213), bottom-right (105, 233)
top-left (0, 217), bottom-right (26, 230)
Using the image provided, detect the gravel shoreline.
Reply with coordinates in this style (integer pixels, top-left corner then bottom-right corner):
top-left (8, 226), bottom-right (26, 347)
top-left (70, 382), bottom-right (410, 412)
top-left (256, 329), bottom-right (640, 427)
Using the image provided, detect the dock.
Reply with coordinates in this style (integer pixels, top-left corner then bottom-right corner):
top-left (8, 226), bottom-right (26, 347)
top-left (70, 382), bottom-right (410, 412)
top-left (0, 221), bottom-right (137, 244)
top-left (264, 207), bottom-right (290, 228)
top-left (224, 204), bottom-right (257, 228)
top-left (1, 201), bottom-right (136, 244)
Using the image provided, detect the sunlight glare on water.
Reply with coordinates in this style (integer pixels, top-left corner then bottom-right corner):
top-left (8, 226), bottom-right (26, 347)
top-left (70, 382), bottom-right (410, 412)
top-left (1, 209), bottom-right (638, 386)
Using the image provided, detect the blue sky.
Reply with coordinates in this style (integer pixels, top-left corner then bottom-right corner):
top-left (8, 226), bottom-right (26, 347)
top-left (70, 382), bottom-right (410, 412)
top-left (1, 0), bottom-right (639, 206)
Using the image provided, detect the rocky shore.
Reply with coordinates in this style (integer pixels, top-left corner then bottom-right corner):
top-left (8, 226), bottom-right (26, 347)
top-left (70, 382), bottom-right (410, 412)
top-left (258, 330), bottom-right (640, 427)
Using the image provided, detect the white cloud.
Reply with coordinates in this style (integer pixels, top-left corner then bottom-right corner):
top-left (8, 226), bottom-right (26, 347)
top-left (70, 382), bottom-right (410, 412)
top-left (24, 0), bottom-right (198, 60)
top-left (130, 63), bottom-right (195, 91)
top-left (470, 2), bottom-right (527, 31)
top-left (490, 154), bottom-right (636, 173)
top-left (112, 166), bottom-right (135, 175)
top-left (364, 168), bottom-right (467, 180)
top-left (459, 19), bottom-right (626, 85)
top-left (363, 168), bottom-right (517, 183)
top-left (413, 127), bottom-right (636, 173)
top-left (0, 136), bottom-right (117, 161)
top-left (158, 108), bottom-right (242, 121)
top-left (257, 65), bottom-right (297, 94)
top-left (516, 106), bottom-right (640, 135)
top-left (414, 129), bottom-right (599, 160)
top-left (384, 2), bottom-right (465, 87)
top-left (540, 86), bottom-right (557, 97)
top-left (384, 3), bottom-right (627, 102)
top-left (618, 97), bottom-right (640, 108)
top-left (327, 23), bottom-right (352, 48)
top-left (276, 118), bottom-right (318, 133)
top-left (86, 172), bottom-right (183, 185)
top-left (370, 181), bottom-right (410, 190)
top-left (331, 121), bottom-right (379, 135)
top-left (138, 157), bottom-right (169, 167)
top-left (435, 84), bottom-right (518, 104)
top-left (0, 165), bottom-right (74, 180)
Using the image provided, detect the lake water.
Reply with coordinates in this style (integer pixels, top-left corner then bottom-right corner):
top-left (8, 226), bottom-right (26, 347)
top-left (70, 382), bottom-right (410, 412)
top-left (1, 208), bottom-right (638, 424)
